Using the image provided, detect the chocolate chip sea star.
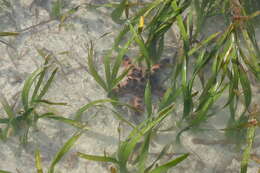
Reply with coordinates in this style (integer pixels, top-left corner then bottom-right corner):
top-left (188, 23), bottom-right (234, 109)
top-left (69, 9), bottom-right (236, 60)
top-left (112, 56), bottom-right (170, 115)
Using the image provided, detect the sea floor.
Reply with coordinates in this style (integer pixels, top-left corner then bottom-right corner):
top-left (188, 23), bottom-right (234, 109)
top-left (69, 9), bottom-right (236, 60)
top-left (0, 0), bottom-right (259, 173)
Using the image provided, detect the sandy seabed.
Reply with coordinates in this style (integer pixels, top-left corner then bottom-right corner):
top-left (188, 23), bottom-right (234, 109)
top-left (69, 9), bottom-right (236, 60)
top-left (0, 0), bottom-right (259, 173)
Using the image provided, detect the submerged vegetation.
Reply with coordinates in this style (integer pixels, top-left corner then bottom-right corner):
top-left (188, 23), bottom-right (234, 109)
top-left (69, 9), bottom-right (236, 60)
top-left (0, 0), bottom-right (260, 172)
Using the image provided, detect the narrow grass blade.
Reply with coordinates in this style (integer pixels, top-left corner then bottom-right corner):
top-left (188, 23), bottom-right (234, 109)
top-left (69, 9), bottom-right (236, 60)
top-left (98, 32), bottom-right (112, 40)
top-left (118, 104), bottom-right (175, 168)
top-left (104, 32), bottom-right (133, 91)
top-left (22, 67), bottom-right (43, 111)
top-left (227, 67), bottom-right (239, 119)
top-left (75, 99), bottom-right (117, 120)
top-left (50, 0), bottom-right (62, 19)
top-left (113, 25), bottom-right (131, 50)
top-left (35, 149), bottom-right (43, 173)
top-left (149, 153), bottom-right (189, 173)
top-left (111, 0), bottom-right (128, 24)
top-left (33, 99), bottom-right (67, 106)
top-left (0, 170), bottom-right (12, 173)
top-left (189, 50), bottom-right (206, 87)
top-left (146, 4), bottom-right (168, 29)
top-left (177, 83), bottom-right (227, 142)
top-left (181, 53), bottom-right (190, 119)
top-left (112, 66), bottom-right (133, 89)
top-left (241, 121), bottom-right (256, 173)
top-left (48, 131), bottom-right (83, 173)
top-left (35, 47), bottom-right (52, 60)
top-left (110, 109), bottom-right (137, 131)
top-left (111, 36), bottom-right (134, 80)
top-left (0, 32), bottom-right (19, 36)
top-left (175, 4), bottom-right (190, 115)
top-left (20, 107), bottom-right (34, 119)
top-left (192, 84), bottom-right (227, 126)
top-left (37, 68), bottom-right (58, 101)
top-left (238, 46), bottom-right (259, 79)
top-left (40, 113), bottom-right (89, 130)
top-left (159, 87), bottom-right (181, 111)
top-left (127, 104), bottom-right (175, 141)
top-left (113, 0), bottom-right (164, 48)
top-left (238, 65), bottom-right (252, 109)
top-left (31, 55), bottom-right (50, 103)
top-left (147, 104), bottom-right (175, 131)
top-left (172, 1), bottom-right (193, 119)
top-left (0, 91), bottom-right (15, 118)
top-left (155, 36), bottom-right (164, 62)
top-left (158, 88), bottom-right (173, 111)
top-left (225, 114), bottom-right (248, 145)
top-left (136, 0), bottom-right (164, 19)
top-left (182, 86), bottom-right (193, 119)
top-left (0, 118), bottom-right (9, 124)
top-left (77, 152), bottom-right (118, 163)
top-left (145, 144), bottom-right (171, 172)
top-left (188, 32), bottom-right (220, 56)
top-left (137, 132), bottom-right (151, 173)
top-left (144, 80), bottom-right (152, 117)
top-left (20, 126), bottom-right (30, 145)
top-left (44, 115), bottom-right (89, 130)
top-left (0, 125), bottom-right (12, 140)
top-left (87, 42), bottom-right (107, 91)
top-left (59, 5), bottom-right (80, 29)
top-left (103, 51), bottom-right (112, 91)
top-left (148, 0), bottom-right (186, 38)
top-left (75, 99), bottom-right (137, 121)
top-left (172, 1), bottom-right (188, 43)
top-left (248, 11), bottom-right (260, 20)
top-left (225, 49), bottom-right (239, 109)
top-left (128, 22), bottom-right (151, 68)
top-left (99, 106), bottom-right (142, 137)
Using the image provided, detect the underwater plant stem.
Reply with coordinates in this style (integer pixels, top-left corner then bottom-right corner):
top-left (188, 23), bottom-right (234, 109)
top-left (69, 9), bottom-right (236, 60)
top-left (241, 119), bottom-right (256, 173)
top-left (119, 165), bottom-right (129, 173)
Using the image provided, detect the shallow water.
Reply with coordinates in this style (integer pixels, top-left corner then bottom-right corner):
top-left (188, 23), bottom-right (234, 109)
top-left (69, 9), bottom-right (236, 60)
top-left (0, 0), bottom-right (259, 173)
